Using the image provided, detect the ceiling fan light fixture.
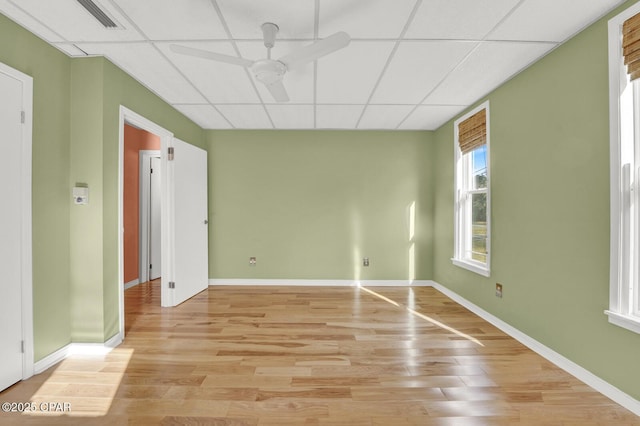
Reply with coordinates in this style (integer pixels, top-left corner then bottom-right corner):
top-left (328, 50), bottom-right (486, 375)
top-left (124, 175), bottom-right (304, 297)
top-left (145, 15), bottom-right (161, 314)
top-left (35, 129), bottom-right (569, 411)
top-left (251, 60), bottom-right (286, 85)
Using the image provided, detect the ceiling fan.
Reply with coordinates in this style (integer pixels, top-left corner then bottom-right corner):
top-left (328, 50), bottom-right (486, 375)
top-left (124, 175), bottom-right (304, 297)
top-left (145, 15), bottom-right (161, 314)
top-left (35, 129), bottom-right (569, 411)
top-left (170, 23), bottom-right (351, 103)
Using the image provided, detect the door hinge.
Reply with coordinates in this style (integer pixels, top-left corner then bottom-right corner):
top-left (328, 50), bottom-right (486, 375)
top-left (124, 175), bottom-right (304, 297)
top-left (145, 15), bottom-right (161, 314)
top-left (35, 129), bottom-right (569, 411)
top-left (21, 111), bottom-right (25, 124)
top-left (21, 340), bottom-right (24, 353)
top-left (168, 281), bottom-right (175, 289)
top-left (150, 264), bottom-right (152, 269)
top-left (167, 147), bottom-right (174, 161)
top-left (150, 168), bottom-right (153, 173)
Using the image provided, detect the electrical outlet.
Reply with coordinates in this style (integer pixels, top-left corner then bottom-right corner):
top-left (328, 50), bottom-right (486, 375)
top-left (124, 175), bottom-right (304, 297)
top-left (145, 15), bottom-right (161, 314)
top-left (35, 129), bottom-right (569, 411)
top-left (363, 257), bottom-right (369, 267)
top-left (495, 283), bottom-right (503, 298)
top-left (249, 257), bottom-right (256, 266)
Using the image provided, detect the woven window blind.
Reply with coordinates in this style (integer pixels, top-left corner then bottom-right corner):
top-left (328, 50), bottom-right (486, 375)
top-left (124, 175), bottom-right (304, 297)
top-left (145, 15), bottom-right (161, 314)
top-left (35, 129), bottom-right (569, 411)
top-left (458, 109), bottom-right (486, 154)
top-left (623, 13), bottom-right (640, 81)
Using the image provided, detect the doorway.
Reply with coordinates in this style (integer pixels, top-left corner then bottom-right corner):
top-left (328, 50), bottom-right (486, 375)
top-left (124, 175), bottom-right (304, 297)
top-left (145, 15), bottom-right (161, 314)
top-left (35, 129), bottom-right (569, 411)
top-left (123, 125), bottom-right (161, 289)
top-left (118, 107), bottom-right (172, 341)
top-left (118, 106), bottom-right (210, 342)
top-left (0, 62), bottom-right (33, 391)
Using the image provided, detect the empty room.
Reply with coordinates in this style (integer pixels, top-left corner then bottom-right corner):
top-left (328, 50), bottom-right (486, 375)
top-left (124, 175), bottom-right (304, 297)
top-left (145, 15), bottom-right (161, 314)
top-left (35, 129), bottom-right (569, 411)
top-left (0, 0), bottom-right (639, 424)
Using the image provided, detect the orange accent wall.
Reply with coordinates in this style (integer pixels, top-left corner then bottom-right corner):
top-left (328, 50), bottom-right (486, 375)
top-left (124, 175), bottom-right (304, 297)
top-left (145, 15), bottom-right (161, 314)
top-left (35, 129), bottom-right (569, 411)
top-left (123, 124), bottom-right (161, 284)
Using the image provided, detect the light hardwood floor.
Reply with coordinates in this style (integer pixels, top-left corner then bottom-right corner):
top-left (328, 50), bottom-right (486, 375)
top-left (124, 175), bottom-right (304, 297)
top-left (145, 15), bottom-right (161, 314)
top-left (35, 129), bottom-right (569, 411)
top-left (0, 282), bottom-right (638, 425)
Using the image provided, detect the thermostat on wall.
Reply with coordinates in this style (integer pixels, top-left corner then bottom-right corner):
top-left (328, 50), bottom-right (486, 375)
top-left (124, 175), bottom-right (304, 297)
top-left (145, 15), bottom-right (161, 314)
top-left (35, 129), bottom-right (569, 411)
top-left (73, 186), bottom-right (89, 205)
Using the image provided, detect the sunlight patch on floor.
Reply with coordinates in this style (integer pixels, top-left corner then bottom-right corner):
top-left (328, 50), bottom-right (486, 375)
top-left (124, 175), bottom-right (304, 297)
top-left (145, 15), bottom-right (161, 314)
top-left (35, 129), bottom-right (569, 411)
top-left (359, 286), bottom-right (484, 346)
top-left (22, 347), bottom-right (134, 417)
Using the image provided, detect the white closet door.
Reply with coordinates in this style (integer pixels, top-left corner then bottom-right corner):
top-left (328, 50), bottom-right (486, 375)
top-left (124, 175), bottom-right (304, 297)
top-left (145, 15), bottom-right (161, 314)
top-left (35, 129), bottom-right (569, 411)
top-left (0, 70), bottom-right (24, 391)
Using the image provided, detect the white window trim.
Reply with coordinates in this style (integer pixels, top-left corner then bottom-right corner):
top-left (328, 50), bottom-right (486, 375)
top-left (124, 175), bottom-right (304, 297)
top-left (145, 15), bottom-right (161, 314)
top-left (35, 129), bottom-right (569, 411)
top-left (606, 4), bottom-right (640, 334)
top-left (452, 101), bottom-right (491, 277)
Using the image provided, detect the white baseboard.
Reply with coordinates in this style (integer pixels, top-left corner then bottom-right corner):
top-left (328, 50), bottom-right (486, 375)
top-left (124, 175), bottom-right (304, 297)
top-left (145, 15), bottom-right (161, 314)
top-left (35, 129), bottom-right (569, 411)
top-left (104, 332), bottom-right (123, 348)
top-left (124, 278), bottom-right (140, 290)
top-left (429, 281), bottom-right (640, 417)
top-left (33, 333), bottom-right (123, 375)
top-left (209, 279), bottom-right (433, 287)
top-left (34, 344), bottom-right (70, 374)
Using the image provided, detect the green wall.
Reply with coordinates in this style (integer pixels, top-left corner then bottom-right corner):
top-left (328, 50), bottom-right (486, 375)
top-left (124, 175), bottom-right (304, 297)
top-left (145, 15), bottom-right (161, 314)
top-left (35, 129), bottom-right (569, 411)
top-left (70, 58), bottom-right (105, 342)
top-left (433, 1), bottom-right (640, 400)
top-left (0, 12), bottom-right (204, 357)
top-left (0, 14), bottom-right (72, 360)
top-left (207, 130), bottom-right (434, 281)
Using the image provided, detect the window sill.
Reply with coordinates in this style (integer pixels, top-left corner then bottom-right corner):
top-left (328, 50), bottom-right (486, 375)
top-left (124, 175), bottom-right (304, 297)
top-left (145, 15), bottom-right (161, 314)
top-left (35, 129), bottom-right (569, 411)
top-left (605, 310), bottom-right (640, 334)
top-left (451, 258), bottom-right (490, 277)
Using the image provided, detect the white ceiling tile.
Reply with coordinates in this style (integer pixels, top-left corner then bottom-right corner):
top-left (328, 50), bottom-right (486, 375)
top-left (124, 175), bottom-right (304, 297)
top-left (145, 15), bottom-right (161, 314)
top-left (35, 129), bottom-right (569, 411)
top-left (111, 0), bottom-right (227, 40)
top-left (237, 41), bottom-right (314, 103)
top-left (157, 41), bottom-right (259, 103)
top-left (316, 105), bottom-right (364, 128)
top-left (266, 105), bottom-right (314, 128)
top-left (319, 0), bottom-right (416, 38)
top-left (215, 105), bottom-right (273, 128)
top-left (77, 42), bottom-right (206, 104)
top-left (8, 0), bottom-right (144, 42)
top-left (358, 105), bottom-right (414, 129)
top-left (399, 105), bottom-right (467, 130)
top-left (424, 41), bottom-right (554, 106)
top-left (406, 0), bottom-right (520, 40)
top-left (0, 0), bottom-right (65, 42)
top-left (217, 0), bottom-right (315, 39)
top-left (371, 41), bottom-right (477, 104)
top-left (488, 0), bottom-right (624, 42)
top-left (172, 104), bottom-right (232, 129)
top-left (317, 41), bottom-right (395, 104)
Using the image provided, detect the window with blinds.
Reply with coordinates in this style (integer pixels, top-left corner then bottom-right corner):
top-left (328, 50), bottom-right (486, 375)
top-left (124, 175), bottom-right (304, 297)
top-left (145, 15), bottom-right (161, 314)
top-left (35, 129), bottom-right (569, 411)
top-left (623, 12), bottom-right (640, 81)
top-left (606, 4), bottom-right (640, 334)
top-left (458, 109), bottom-right (487, 154)
top-left (453, 102), bottom-right (490, 277)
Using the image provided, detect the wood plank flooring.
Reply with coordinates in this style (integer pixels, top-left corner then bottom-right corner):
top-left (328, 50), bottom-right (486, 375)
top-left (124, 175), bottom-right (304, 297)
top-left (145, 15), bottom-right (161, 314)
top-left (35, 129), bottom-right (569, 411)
top-left (0, 282), bottom-right (638, 425)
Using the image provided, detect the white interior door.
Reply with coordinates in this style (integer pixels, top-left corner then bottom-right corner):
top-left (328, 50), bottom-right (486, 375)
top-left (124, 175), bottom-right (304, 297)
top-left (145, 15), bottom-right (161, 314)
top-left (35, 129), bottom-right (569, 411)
top-left (149, 156), bottom-right (162, 280)
top-left (0, 70), bottom-right (25, 391)
top-left (166, 138), bottom-right (208, 306)
top-left (138, 149), bottom-right (160, 284)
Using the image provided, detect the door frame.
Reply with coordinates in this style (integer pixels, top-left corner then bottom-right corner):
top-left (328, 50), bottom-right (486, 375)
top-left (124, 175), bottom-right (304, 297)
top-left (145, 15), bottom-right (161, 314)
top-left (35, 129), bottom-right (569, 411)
top-left (118, 106), bottom-right (173, 340)
top-left (138, 150), bottom-right (161, 284)
top-left (0, 62), bottom-right (34, 380)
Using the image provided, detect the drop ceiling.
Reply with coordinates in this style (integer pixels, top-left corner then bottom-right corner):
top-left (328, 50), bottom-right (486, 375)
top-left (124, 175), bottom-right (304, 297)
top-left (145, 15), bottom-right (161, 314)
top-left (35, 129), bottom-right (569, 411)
top-left (0, 0), bottom-right (625, 130)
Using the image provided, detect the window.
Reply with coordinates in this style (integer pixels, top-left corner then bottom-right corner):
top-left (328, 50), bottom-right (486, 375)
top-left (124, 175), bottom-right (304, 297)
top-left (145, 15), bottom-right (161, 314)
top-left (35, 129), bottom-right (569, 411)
top-left (606, 5), bottom-right (640, 334)
top-left (453, 102), bottom-right (490, 277)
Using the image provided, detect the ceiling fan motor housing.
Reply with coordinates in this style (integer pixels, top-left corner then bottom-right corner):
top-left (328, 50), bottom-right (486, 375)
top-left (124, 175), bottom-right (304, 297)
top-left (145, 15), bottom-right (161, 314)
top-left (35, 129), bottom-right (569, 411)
top-left (261, 22), bottom-right (279, 49)
top-left (251, 60), bottom-right (286, 84)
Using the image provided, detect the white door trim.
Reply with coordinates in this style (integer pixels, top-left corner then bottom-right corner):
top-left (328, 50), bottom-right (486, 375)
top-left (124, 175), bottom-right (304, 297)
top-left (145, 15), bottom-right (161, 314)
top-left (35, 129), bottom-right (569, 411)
top-left (138, 150), bottom-right (160, 284)
top-left (0, 61), bottom-right (34, 380)
top-left (118, 106), bottom-right (173, 340)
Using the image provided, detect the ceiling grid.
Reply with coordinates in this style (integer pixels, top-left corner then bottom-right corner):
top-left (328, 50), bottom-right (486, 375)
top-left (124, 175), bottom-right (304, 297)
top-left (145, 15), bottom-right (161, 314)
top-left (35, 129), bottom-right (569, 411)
top-left (0, 0), bottom-right (626, 130)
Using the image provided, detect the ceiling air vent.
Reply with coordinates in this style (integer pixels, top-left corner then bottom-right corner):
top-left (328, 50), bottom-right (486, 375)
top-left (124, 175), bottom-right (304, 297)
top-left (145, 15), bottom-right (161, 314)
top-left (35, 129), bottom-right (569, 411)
top-left (76, 0), bottom-right (118, 28)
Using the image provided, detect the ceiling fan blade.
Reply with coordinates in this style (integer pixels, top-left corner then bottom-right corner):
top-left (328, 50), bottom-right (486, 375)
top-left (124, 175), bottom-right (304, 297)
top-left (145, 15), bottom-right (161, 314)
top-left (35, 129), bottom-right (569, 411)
top-left (264, 79), bottom-right (290, 102)
top-left (278, 32), bottom-right (351, 69)
top-left (169, 44), bottom-right (254, 67)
